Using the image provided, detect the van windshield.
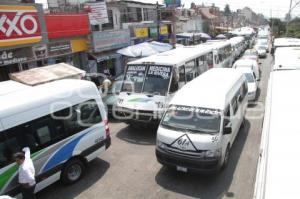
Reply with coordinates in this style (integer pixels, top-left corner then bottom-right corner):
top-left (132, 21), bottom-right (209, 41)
top-left (122, 65), bottom-right (172, 96)
top-left (161, 105), bottom-right (221, 134)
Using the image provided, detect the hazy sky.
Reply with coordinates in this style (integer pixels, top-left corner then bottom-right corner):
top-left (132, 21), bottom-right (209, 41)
top-left (36, 0), bottom-right (300, 19)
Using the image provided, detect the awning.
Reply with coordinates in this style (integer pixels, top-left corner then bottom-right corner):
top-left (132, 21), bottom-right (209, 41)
top-left (9, 63), bottom-right (86, 86)
top-left (90, 52), bottom-right (122, 62)
top-left (116, 41), bottom-right (173, 58)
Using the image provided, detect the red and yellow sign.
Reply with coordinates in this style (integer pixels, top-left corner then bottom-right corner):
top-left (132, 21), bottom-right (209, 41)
top-left (134, 28), bottom-right (149, 38)
top-left (0, 5), bottom-right (42, 47)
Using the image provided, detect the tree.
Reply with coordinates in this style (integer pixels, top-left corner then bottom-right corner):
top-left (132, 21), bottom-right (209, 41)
top-left (269, 18), bottom-right (286, 37)
top-left (224, 4), bottom-right (231, 16)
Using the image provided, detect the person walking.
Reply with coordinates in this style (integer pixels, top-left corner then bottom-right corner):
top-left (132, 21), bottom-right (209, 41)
top-left (14, 147), bottom-right (36, 199)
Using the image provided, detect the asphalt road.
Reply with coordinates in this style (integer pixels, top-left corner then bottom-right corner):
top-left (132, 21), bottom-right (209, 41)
top-left (38, 54), bottom-right (273, 199)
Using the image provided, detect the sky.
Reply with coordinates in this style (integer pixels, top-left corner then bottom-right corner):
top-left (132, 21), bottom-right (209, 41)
top-left (36, 0), bottom-right (300, 19)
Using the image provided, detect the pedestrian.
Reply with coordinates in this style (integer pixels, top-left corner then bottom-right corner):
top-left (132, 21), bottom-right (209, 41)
top-left (14, 147), bottom-right (36, 199)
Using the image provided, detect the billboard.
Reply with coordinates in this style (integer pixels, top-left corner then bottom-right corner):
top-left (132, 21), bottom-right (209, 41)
top-left (165, 0), bottom-right (181, 7)
top-left (0, 4), bottom-right (47, 47)
top-left (84, 1), bottom-right (109, 25)
top-left (92, 30), bottom-right (131, 52)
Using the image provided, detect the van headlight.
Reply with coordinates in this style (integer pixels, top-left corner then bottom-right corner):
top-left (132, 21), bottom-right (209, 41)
top-left (205, 149), bottom-right (221, 158)
top-left (157, 140), bottom-right (167, 149)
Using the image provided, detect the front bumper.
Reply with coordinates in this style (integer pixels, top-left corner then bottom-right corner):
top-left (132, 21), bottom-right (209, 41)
top-left (156, 147), bottom-right (222, 174)
top-left (114, 107), bottom-right (162, 124)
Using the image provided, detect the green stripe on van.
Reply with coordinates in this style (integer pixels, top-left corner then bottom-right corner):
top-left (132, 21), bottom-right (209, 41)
top-left (0, 150), bottom-right (44, 191)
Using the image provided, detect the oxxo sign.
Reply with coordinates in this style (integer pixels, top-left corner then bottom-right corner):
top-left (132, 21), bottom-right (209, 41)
top-left (0, 5), bottom-right (42, 47)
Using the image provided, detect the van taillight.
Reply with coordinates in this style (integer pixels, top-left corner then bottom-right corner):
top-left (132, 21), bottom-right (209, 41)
top-left (104, 119), bottom-right (110, 138)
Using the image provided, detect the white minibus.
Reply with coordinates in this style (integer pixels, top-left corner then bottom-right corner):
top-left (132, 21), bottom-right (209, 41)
top-left (202, 40), bottom-right (233, 68)
top-left (229, 36), bottom-right (246, 60)
top-left (253, 67), bottom-right (300, 199)
top-left (156, 68), bottom-right (248, 173)
top-left (0, 79), bottom-right (110, 196)
top-left (115, 45), bottom-right (214, 125)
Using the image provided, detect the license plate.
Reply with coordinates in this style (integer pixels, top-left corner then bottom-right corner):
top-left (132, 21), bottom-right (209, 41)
top-left (176, 166), bottom-right (187, 172)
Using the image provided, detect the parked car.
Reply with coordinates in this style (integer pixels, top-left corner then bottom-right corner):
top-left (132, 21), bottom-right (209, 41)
top-left (256, 39), bottom-right (269, 52)
top-left (236, 67), bottom-right (258, 101)
top-left (255, 45), bottom-right (267, 58)
top-left (233, 59), bottom-right (260, 80)
top-left (242, 49), bottom-right (259, 63)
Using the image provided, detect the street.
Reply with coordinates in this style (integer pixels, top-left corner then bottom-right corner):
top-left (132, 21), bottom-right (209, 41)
top-left (38, 55), bottom-right (273, 199)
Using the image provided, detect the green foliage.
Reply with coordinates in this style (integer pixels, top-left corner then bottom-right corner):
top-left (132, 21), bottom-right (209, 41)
top-left (269, 18), bottom-right (286, 37)
top-left (224, 4), bottom-right (231, 16)
top-left (287, 18), bottom-right (300, 38)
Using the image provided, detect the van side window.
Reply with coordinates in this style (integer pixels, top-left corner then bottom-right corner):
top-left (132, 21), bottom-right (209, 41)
top-left (178, 65), bottom-right (186, 88)
top-left (169, 68), bottom-right (179, 93)
top-left (224, 107), bottom-right (231, 127)
top-left (239, 82), bottom-right (248, 102)
top-left (0, 134), bottom-right (22, 167)
top-left (231, 96), bottom-right (238, 115)
top-left (0, 99), bottom-right (103, 168)
top-left (185, 60), bottom-right (196, 82)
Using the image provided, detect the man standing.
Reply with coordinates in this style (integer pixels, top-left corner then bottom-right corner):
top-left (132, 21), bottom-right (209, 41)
top-left (14, 147), bottom-right (36, 199)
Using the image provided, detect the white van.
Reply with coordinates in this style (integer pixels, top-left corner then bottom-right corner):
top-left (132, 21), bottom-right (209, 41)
top-left (0, 79), bottom-right (110, 196)
top-left (233, 59), bottom-right (260, 81)
top-left (156, 68), bottom-right (248, 173)
top-left (235, 67), bottom-right (258, 101)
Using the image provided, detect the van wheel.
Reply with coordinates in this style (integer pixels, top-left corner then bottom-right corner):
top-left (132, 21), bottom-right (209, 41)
top-left (61, 159), bottom-right (85, 184)
top-left (222, 146), bottom-right (230, 170)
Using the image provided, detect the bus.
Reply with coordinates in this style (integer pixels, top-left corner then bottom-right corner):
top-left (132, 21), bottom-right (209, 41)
top-left (229, 36), bottom-right (246, 61)
top-left (0, 80), bottom-right (111, 196)
top-left (253, 47), bottom-right (300, 199)
top-left (201, 40), bottom-right (233, 68)
top-left (114, 45), bottom-right (214, 125)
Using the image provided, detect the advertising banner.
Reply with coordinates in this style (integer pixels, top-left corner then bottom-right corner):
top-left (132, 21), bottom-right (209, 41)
top-left (0, 4), bottom-right (47, 47)
top-left (165, 0), bottom-right (181, 8)
top-left (0, 47), bottom-right (34, 66)
top-left (92, 30), bottom-right (131, 52)
top-left (134, 28), bottom-right (149, 38)
top-left (84, 1), bottom-right (109, 25)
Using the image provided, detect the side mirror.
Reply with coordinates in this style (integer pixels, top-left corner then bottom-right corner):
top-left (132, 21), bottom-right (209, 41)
top-left (224, 124), bottom-right (232, 135)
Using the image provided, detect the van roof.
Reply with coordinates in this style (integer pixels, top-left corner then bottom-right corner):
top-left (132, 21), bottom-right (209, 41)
top-left (229, 36), bottom-right (245, 45)
top-left (274, 37), bottom-right (300, 48)
top-left (0, 79), bottom-right (98, 120)
top-left (0, 80), bottom-right (30, 96)
top-left (128, 45), bottom-right (213, 67)
top-left (274, 47), bottom-right (300, 70)
top-left (235, 67), bottom-right (253, 74)
top-left (255, 70), bottom-right (300, 198)
top-left (234, 59), bottom-right (257, 66)
top-left (170, 68), bottom-right (244, 110)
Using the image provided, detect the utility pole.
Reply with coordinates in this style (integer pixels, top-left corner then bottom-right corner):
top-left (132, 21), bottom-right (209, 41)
top-left (286, 0), bottom-right (293, 35)
top-left (171, 0), bottom-right (177, 48)
top-left (156, 1), bottom-right (160, 41)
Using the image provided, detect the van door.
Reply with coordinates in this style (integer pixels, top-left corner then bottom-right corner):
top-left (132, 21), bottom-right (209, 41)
top-left (230, 95), bottom-right (240, 144)
top-left (222, 107), bottom-right (232, 154)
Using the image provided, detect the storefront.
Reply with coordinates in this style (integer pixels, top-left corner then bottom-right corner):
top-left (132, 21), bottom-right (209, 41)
top-left (0, 4), bottom-right (48, 81)
top-left (89, 29), bottom-right (131, 78)
top-left (0, 4), bottom-right (90, 82)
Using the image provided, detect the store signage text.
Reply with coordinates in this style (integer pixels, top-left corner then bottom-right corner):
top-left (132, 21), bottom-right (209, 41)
top-left (0, 5), bottom-right (42, 46)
